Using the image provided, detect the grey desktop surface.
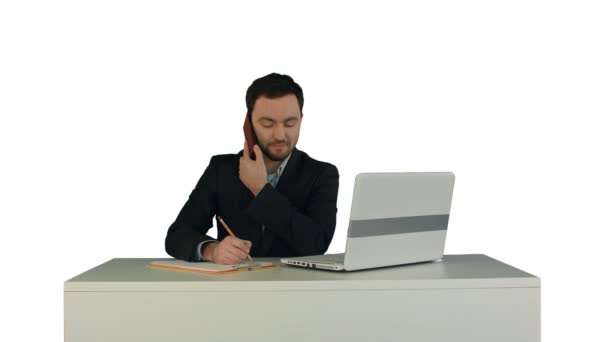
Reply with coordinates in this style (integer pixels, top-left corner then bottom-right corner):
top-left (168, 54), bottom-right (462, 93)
top-left (64, 254), bottom-right (539, 292)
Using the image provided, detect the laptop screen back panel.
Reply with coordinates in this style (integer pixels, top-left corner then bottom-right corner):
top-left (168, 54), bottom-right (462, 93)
top-left (344, 172), bottom-right (455, 271)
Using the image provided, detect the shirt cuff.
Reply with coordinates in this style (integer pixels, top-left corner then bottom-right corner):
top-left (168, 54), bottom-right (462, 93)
top-left (195, 240), bottom-right (217, 261)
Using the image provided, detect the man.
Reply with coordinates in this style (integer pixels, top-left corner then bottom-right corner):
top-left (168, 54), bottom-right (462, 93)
top-left (165, 73), bottom-right (340, 264)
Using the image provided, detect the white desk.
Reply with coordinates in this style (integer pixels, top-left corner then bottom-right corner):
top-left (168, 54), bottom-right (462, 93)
top-left (64, 254), bottom-right (540, 341)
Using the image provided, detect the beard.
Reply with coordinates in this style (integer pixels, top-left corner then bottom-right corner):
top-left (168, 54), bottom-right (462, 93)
top-left (258, 140), bottom-right (292, 161)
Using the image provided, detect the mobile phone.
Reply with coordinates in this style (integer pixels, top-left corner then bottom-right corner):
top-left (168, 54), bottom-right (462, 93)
top-left (243, 114), bottom-right (258, 160)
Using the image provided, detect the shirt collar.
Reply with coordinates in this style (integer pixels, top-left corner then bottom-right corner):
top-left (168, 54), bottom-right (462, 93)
top-left (270, 151), bottom-right (292, 178)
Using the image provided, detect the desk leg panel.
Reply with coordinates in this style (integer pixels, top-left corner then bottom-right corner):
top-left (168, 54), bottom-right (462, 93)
top-left (65, 287), bottom-right (540, 342)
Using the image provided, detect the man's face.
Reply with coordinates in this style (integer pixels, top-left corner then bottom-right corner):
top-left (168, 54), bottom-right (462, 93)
top-left (251, 94), bottom-right (302, 162)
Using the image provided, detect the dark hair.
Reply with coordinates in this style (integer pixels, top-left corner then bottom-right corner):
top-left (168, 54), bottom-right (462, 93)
top-left (246, 73), bottom-right (304, 117)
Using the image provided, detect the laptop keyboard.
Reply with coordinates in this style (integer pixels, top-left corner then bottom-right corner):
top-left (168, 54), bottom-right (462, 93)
top-left (299, 253), bottom-right (345, 264)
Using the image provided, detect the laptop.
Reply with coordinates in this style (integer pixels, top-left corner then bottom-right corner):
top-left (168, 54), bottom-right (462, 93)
top-left (281, 172), bottom-right (456, 271)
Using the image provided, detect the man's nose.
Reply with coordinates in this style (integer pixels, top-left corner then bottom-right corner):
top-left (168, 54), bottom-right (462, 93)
top-left (272, 126), bottom-right (287, 140)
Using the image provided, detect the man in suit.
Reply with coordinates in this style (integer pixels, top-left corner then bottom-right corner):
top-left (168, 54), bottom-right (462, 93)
top-left (165, 73), bottom-right (340, 264)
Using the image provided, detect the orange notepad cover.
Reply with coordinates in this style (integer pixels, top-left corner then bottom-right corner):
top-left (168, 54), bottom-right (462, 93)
top-left (149, 260), bottom-right (273, 274)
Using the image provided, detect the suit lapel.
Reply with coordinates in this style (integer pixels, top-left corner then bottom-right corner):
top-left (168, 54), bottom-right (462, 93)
top-left (275, 147), bottom-right (301, 195)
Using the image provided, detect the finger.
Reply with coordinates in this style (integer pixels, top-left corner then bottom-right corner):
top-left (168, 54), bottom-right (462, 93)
top-left (223, 235), bottom-right (236, 244)
top-left (221, 255), bottom-right (240, 265)
top-left (243, 141), bottom-right (250, 160)
top-left (220, 236), bottom-right (237, 250)
top-left (243, 240), bottom-right (252, 253)
top-left (253, 144), bottom-right (263, 162)
top-left (216, 249), bottom-right (239, 265)
top-left (226, 254), bottom-right (241, 265)
top-left (223, 245), bottom-right (245, 262)
top-left (218, 245), bottom-right (240, 264)
top-left (221, 236), bottom-right (236, 248)
top-left (230, 238), bottom-right (247, 249)
top-left (218, 255), bottom-right (236, 265)
top-left (225, 237), bottom-right (246, 252)
top-left (228, 245), bottom-right (248, 260)
top-left (229, 239), bottom-right (250, 255)
top-left (228, 236), bottom-right (243, 248)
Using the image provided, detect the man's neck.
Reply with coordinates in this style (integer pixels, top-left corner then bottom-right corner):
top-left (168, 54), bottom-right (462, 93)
top-left (263, 156), bottom-right (281, 175)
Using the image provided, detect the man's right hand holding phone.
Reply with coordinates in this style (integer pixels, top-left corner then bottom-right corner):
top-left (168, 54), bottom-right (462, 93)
top-left (202, 236), bottom-right (252, 265)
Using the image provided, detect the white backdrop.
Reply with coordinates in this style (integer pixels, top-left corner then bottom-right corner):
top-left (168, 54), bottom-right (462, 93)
top-left (1, 1), bottom-right (606, 341)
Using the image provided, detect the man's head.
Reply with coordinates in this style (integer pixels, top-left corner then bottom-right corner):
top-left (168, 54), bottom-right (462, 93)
top-left (246, 73), bottom-right (304, 162)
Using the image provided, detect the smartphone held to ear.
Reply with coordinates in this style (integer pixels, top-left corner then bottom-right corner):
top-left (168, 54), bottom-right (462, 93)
top-left (243, 114), bottom-right (258, 160)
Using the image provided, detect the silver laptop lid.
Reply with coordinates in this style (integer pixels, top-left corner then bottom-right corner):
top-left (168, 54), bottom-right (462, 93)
top-left (344, 172), bottom-right (455, 271)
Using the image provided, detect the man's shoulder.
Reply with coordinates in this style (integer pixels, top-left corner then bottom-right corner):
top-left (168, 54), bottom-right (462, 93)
top-left (208, 152), bottom-right (240, 165)
top-left (297, 149), bottom-right (339, 176)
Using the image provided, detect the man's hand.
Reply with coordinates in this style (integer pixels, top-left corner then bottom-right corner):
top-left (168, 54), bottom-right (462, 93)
top-left (239, 141), bottom-right (267, 195)
top-left (202, 236), bottom-right (252, 265)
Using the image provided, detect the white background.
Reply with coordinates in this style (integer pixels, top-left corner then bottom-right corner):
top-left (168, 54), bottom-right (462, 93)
top-left (1, 1), bottom-right (606, 341)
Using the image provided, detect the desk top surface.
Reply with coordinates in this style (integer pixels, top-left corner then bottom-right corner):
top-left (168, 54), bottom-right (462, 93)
top-left (64, 254), bottom-right (539, 292)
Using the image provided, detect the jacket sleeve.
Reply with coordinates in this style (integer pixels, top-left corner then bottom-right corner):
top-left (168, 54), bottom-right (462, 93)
top-left (245, 164), bottom-right (339, 256)
top-left (165, 156), bottom-right (218, 261)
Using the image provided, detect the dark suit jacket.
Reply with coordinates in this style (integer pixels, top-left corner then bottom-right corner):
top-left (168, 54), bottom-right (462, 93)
top-left (165, 147), bottom-right (340, 261)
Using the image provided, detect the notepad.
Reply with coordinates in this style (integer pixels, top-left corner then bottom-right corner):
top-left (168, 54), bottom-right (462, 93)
top-left (149, 260), bottom-right (274, 274)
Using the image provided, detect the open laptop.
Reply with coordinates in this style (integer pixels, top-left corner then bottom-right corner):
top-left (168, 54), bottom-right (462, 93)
top-left (281, 172), bottom-right (455, 271)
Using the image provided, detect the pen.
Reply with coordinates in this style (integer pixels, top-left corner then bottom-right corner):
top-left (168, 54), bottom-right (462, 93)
top-left (217, 216), bottom-right (254, 264)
